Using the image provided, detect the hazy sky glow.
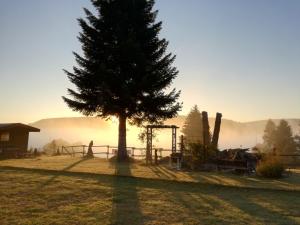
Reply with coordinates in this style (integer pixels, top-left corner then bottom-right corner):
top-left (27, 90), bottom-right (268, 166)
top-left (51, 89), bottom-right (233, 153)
top-left (1, 0), bottom-right (300, 123)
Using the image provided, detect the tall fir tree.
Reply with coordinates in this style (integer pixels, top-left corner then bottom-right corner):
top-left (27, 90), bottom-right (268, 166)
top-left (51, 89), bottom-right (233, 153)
top-left (63, 0), bottom-right (181, 161)
top-left (262, 119), bottom-right (297, 155)
top-left (274, 120), bottom-right (296, 155)
top-left (263, 119), bottom-right (276, 151)
top-left (182, 105), bottom-right (203, 144)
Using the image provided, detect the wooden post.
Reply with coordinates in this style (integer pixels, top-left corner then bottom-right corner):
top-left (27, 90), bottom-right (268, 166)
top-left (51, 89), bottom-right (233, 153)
top-left (107, 145), bottom-right (109, 160)
top-left (172, 127), bottom-right (177, 153)
top-left (202, 111), bottom-right (211, 146)
top-left (180, 135), bottom-right (184, 154)
top-left (212, 113), bottom-right (222, 149)
top-left (150, 128), bottom-right (153, 163)
top-left (87, 141), bottom-right (94, 158)
top-left (146, 126), bottom-right (153, 165)
top-left (177, 157), bottom-right (180, 170)
top-left (155, 149), bottom-right (158, 165)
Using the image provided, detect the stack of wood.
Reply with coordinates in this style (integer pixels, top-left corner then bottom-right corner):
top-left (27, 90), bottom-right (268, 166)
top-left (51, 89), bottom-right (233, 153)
top-left (217, 148), bottom-right (258, 173)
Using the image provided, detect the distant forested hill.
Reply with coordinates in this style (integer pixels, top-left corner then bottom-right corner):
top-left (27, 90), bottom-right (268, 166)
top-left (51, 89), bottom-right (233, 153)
top-left (28, 116), bottom-right (300, 150)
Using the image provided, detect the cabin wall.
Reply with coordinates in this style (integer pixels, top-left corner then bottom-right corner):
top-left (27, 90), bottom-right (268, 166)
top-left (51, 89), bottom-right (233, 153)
top-left (10, 130), bottom-right (29, 151)
top-left (0, 129), bottom-right (30, 156)
top-left (0, 124), bottom-right (39, 157)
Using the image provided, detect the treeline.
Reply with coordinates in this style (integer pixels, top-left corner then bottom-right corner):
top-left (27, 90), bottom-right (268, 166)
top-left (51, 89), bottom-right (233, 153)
top-left (259, 119), bottom-right (300, 155)
top-left (181, 105), bottom-right (300, 171)
top-left (181, 105), bottom-right (216, 169)
top-left (181, 105), bottom-right (211, 145)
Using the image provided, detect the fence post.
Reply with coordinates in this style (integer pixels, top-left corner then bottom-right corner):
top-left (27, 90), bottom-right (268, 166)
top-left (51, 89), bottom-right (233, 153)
top-left (180, 135), bottom-right (184, 154)
top-left (107, 145), bottom-right (109, 160)
top-left (155, 149), bottom-right (158, 165)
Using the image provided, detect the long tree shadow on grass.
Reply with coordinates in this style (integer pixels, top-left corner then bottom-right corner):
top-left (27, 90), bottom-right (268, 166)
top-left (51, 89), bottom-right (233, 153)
top-left (1, 165), bottom-right (299, 224)
top-left (216, 190), bottom-right (300, 225)
top-left (37, 157), bottom-right (90, 189)
top-left (149, 165), bottom-right (172, 179)
top-left (168, 185), bottom-right (300, 224)
top-left (110, 160), bottom-right (144, 225)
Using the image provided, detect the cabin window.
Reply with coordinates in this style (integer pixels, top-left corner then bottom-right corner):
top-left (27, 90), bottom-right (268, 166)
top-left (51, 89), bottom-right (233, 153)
top-left (0, 132), bottom-right (10, 142)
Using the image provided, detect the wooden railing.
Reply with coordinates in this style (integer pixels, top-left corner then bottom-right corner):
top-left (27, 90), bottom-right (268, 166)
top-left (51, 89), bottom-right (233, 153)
top-left (61, 145), bottom-right (173, 160)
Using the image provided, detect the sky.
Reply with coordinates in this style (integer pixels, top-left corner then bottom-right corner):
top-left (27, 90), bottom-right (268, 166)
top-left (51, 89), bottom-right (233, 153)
top-left (0, 0), bottom-right (300, 123)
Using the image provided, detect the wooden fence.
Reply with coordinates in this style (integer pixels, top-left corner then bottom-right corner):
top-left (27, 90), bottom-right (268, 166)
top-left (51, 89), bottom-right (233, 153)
top-left (61, 145), bottom-right (173, 160)
top-left (277, 155), bottom-right (300, 169)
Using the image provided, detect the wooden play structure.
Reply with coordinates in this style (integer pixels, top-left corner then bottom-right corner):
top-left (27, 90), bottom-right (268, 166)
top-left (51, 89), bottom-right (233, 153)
top-left (145, 124), bottom-right (179, 165)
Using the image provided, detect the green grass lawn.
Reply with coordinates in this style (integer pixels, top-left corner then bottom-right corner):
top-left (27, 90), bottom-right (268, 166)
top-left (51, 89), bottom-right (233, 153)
top-left (0, 156), bottom-right (300, 225)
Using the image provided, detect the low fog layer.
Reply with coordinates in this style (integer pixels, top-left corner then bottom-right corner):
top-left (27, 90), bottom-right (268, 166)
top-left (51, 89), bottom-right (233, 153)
top-left (29, 117), bottom-right (300, 150)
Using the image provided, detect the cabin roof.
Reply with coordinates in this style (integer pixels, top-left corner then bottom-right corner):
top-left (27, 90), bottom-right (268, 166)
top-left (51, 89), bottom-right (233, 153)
top-left (0, 123), bottom-right (40, 132)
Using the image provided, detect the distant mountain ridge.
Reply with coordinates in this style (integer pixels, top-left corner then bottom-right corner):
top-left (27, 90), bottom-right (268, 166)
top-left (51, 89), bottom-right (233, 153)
top-left (28, 116), bottom-right (300, 150)
top-left (31, 117), bottom-right (110, 129)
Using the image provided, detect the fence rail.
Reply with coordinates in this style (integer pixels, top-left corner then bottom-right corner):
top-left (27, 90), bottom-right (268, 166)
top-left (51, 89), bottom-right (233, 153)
top-left (277, 155), bottom-right (300, 168)
top-left (61, 145), bottom-right (173, 160)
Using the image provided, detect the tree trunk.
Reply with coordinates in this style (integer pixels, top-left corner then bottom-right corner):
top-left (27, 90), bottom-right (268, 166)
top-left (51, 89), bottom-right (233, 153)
top-left (212, 113), bottom-right (222, 149)
top-left (202, 111), bottom-right (211, 146)
top-left (117, 114), bottom-right (128, 161)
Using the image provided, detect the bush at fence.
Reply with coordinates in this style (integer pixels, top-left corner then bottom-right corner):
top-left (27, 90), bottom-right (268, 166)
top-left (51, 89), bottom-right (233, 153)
top-left (256, 156), bottom-right (285, 178)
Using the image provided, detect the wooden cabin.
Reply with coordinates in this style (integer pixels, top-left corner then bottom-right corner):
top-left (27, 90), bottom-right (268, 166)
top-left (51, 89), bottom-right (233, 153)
top-left (0, 123), bottom-right (40, 157)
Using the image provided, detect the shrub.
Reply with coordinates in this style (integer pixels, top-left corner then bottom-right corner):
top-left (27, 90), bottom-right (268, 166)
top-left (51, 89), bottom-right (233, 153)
top-left (183, 143), bottom-right (217, 170)
top-left (256, 157), bottom-right (285, 178)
